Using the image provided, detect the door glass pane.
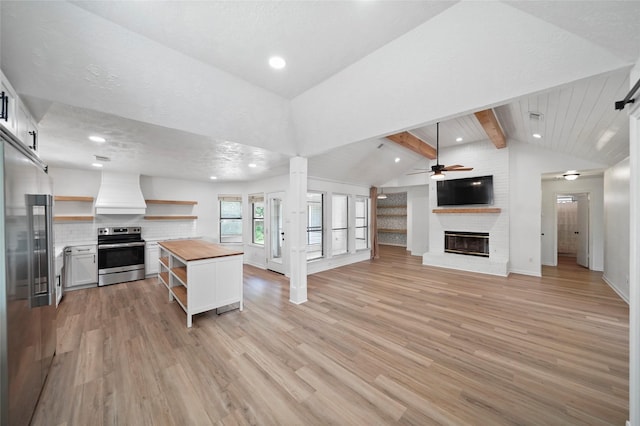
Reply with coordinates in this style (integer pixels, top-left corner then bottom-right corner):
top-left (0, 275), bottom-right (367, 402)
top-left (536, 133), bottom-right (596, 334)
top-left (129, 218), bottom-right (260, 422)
top-left (271, 199), bottom-right (282, 259)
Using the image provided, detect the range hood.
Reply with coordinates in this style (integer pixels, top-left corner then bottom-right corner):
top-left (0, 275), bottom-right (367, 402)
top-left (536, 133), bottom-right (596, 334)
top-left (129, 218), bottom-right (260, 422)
top-left (95, 172), bottom-right (147, 215)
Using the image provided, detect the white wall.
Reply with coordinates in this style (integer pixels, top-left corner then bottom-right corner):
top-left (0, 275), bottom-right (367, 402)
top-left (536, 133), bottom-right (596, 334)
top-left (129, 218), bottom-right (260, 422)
top-left (603, 157), bottom-right (630, 302)
top-left (407, 186), bottom-right (429, 256)
top-left (541, 176), bottom-right (605, 272)
top-left (423, 140), bottom-right (510, 276)
top-left (508, 140), bottom-right (606, 276)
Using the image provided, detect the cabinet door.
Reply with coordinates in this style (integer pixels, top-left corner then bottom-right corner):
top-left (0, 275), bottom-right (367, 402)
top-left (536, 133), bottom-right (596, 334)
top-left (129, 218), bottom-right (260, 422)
top-left (72, 253), bottom-right (97, 285)
top-left (145, 244), bottom-right (159, 275)
top-left (0, 77), bottom-right (17, 135)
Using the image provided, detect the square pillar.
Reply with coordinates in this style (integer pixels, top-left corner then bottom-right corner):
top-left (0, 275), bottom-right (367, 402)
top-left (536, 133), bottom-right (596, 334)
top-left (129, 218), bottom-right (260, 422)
top-left (288, 156), bottom-right (308, 304)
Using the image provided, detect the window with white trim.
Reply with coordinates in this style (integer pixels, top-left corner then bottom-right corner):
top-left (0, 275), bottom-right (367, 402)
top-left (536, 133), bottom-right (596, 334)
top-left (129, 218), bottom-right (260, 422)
top-left (332, 194), bottom-right (349, 255)
top-left (355, 196), bottom-right (369, 250)
top-left (250, 194), bottom-right (264, 245)
top-left (307, 192), bottom-right (323, 260)
top-left (219, 196), bottom-right (242, 243)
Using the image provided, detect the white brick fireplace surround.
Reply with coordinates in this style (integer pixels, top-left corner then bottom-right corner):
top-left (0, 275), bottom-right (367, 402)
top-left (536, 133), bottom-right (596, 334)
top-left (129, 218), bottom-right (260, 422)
top-left (423, 141), bottom-right (509, 276)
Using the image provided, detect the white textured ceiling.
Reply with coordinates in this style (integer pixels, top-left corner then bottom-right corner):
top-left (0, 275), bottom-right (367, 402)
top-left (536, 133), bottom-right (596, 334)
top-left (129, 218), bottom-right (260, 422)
top-left (1, 1), bottom-right (639, 185)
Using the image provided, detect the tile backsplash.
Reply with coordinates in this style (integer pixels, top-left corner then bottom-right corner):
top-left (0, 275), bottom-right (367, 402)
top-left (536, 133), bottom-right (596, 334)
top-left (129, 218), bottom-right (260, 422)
top-left (54, 217), bottom-right (197, 246)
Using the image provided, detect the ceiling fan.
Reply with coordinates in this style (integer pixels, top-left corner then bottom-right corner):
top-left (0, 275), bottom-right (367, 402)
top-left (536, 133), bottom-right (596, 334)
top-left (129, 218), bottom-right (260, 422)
top-left (408, 122), bottom-right (473, 180)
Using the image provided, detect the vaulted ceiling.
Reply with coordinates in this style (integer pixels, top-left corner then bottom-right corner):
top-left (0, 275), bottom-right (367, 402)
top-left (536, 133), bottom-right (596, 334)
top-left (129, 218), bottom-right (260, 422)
top-left (2, 1), bottom-right (639, 186)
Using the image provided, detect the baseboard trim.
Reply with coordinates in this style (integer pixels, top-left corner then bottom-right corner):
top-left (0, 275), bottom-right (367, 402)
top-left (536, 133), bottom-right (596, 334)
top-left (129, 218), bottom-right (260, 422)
top-left (243, 259), bottom-right (266, 270)
top-left (602, 274), bottom-right (630, 304)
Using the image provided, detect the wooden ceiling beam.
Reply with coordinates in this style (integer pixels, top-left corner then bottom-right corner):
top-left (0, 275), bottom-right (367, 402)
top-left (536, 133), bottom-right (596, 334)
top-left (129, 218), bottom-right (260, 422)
top-left (474, 109), bottom-right (507, 149)
top-left (386, 132), bottom-right (436, 159)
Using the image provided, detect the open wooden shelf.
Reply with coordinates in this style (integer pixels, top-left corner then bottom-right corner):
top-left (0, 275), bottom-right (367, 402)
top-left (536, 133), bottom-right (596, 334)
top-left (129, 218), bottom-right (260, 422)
top-left (171, 285), bottom-right (188, 308)
top-left (54, 216), bottom-right (94, 222)
top-left (432, 208), bottom-right (501, 214)
top-left (377, 205), bottom-right (407, 209)
top-left (171, 266), bottom-right (188, 284)
top-left (159, 272), bottom-right (170, 288)
top-left (54, 196), bottom-right (94, 202)
top-left (377, 228), bottom-right (407, 234)
top-left (377, 214), bottom-right (407, 217)
top-left (159, 257), bottom-right (169, 267)
top-left (144, 215), bottom-right (198, 220)
top-left (145, 199), bottom-right (197, 205)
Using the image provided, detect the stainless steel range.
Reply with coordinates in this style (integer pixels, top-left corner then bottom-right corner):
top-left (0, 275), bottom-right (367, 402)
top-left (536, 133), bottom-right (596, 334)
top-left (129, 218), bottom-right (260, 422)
top-left (97, 227), bottom-right (145, 286)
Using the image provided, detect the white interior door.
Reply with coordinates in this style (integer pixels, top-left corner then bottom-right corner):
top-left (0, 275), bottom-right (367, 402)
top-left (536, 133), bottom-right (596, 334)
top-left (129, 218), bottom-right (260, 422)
top-left (266, 192), bottom-right (285, 274)
top-left (576, 193), bottom-right (590, 268)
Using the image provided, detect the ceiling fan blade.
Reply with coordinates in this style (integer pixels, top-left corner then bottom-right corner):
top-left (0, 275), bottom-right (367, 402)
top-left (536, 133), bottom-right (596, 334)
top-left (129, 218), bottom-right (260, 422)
top-left (444, 164), bottom-right (464, 169)
top-left (445, 167), bottom-right (474, 171)
top-left (406, 171), bottom-right (429, 175)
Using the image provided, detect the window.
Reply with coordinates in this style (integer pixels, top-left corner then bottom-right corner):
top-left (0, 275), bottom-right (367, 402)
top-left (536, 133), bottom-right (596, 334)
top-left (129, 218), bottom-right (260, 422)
top-left (250, 194), bottom-right (264, 245)
top-left (219, 196), bottom-right (242, 243)
top-left (355, 196), bottom-right (369, 250)
top-left (307, 192), bottom-right (323, 260)
top-left (332, 194), bottom-right (349, 255)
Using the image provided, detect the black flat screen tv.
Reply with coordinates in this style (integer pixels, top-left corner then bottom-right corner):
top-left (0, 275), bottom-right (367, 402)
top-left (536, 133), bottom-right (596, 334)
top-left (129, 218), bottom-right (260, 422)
top-left (436, 175), bottom-right (494, 206)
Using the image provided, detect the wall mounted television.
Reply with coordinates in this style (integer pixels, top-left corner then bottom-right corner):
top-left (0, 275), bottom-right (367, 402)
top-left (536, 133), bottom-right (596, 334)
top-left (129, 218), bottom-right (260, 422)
top-left (436, 175), bottom-right (494, 206)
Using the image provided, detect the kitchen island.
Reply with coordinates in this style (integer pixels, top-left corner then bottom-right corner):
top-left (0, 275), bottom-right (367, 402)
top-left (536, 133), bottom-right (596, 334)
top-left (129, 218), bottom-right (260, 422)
top-left (158, 239), bottom-right (243, 327)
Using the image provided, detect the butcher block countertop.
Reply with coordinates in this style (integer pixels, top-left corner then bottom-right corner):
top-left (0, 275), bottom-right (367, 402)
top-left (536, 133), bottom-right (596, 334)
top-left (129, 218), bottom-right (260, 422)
top-left (158, 239), bottom-right (243, 261)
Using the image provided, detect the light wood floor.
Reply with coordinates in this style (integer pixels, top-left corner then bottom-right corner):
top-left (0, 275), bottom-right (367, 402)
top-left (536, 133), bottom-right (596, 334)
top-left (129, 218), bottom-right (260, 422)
top-left (33, 246), bottom-right (629, 425)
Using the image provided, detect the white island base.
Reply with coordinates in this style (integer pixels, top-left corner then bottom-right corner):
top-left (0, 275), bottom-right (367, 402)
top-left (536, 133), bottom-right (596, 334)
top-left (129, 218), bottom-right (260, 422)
top-left (158, 239), bottom-right (243, 327)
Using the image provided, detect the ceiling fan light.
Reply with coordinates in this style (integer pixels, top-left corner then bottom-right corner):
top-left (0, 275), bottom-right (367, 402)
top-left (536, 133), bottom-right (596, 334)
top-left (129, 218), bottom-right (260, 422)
top-left (431, 171), bottom-right (445, 180)
top-left (377, 193), bottom-right (388, 199)
top-left (563, 172), bottom-right (580, 181)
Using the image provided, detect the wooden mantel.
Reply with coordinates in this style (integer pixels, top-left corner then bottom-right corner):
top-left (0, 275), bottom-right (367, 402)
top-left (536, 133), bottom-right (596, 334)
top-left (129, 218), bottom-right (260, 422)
top-left (433, 207), bottom-right (501, 214)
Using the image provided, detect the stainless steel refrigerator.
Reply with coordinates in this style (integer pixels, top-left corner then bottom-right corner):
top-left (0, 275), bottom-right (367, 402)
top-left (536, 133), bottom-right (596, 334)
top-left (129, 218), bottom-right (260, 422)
top-left (0, 127), bottom-right (56, 425)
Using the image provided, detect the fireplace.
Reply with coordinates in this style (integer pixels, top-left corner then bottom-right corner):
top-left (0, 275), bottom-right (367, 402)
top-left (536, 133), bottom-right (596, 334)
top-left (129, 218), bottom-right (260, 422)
top-left (444, 231), bottom-right (489, 257)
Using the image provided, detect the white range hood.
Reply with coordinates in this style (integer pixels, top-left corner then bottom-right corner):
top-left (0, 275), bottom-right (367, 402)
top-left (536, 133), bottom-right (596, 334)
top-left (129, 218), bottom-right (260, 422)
top-left (95, 172), bottom-right (147, 215)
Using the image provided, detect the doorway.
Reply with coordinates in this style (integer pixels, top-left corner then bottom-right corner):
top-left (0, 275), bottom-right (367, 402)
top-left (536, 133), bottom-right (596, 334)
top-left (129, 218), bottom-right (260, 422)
top-left (266, 192), bottom-right (285, 274)
top-left (556, 193), bottom-right (589, 268)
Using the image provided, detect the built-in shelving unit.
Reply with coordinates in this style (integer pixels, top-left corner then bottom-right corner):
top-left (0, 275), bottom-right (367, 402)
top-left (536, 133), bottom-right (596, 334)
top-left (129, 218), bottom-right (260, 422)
top-left (54, 195), bottom-right (95, 222)
top-left (144, 199), bottom-right (198, 221)
top-left (433, 208), bottom-right (501, 214)
top-left (376, 193), bottom-right (407, 247)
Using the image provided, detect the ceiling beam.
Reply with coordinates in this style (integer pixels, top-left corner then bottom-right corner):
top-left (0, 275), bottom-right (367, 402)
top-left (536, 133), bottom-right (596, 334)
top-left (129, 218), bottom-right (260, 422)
top-left (474, 109), bottom-right (506, 149)
top-left (386, 132), bottom-right (436, 159)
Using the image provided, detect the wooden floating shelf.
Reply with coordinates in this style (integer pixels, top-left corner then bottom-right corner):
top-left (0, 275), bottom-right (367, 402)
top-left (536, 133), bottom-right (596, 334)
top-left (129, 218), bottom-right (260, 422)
top-left (377, 228), bottom-right (407, 234)
top-left (377, 205), bottom-right (407, 209)
top-left (145, 199), bottom-right (197, 205)
top-left (143, 216), bottom-right (198, 220)
top-left (172, 266), bottom-right (188, 284)
top-left (377, 214), bottom-right (407, 217)
top-left (432, 208), bottom-right (501, 214)
top-left (54, 216), bottom-right (94, 222)
top-left (54, 196), bottom-right (94, 202)
top-left (171, 286), bottom-right (188, 308)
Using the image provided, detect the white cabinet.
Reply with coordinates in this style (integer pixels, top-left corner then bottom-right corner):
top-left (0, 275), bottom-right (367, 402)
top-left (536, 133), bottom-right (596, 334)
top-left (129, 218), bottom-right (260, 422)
top-left (1, 69), bottom-right (39, 154)
top-left (0, 71), bottom-right (18, 135)
top-left (64, 245), bottom-right (98, 290)
top-left (145, 242), bottom-right (159, 276)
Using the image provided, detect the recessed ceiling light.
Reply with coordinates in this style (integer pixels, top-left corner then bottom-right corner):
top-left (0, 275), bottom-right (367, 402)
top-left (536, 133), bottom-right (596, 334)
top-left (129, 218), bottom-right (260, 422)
top-left (248, 163), bottom-right (257, 168)
top-left (456, 137), bottom-right (463, 142)
top-left (532, 133), bottom-right (542, 139)
top-left (210, 176), bottom-right (217, 180)
top-left (91, 163), bottom-right (103, 168)
top-left (89, 135), bottom-right (106, 143)
top-left (268, 56), bottom-right (286, 70)
top-left (394, 157), bottom-right (400, 163)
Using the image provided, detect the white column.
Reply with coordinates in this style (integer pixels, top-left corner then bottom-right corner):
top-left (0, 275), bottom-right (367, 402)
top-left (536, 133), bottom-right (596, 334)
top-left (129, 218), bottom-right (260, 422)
top-left (288, 156), bottom-right (308, 304)
top-left (629, 60), bottom-right (640, 426)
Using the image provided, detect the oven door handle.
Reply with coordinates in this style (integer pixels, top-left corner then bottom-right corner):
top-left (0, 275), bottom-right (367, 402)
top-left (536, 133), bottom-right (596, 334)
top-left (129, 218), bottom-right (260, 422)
top-left (98, 242), bottom-right (146, 249)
